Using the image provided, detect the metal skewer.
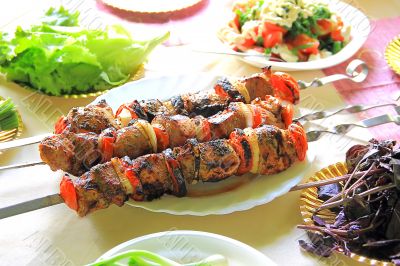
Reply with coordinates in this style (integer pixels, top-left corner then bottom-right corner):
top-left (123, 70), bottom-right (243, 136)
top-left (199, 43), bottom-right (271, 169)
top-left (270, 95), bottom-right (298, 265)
top-left (306, 114), bottom-right (400, 142)
top-left (0, 194), bottom-right (63, 219)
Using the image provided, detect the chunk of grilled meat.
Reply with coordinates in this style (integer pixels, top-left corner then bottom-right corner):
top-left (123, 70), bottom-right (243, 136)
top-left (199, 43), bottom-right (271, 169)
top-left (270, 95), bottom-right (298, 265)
top-left (60, 123), bottom-right (306, 216)
top-left (56, 69), bottom-right (299, 134)
top-left (40, 97), bottom-right (291, 176)
top-left (65, 100), bottom-right (119, 134)
top-left (40, 132), bottom-right (102, 174)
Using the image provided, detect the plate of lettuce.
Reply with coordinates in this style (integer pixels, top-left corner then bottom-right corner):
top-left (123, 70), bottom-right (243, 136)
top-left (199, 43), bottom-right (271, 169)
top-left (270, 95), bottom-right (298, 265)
top-left (0, 7), bottom-right (169, 97)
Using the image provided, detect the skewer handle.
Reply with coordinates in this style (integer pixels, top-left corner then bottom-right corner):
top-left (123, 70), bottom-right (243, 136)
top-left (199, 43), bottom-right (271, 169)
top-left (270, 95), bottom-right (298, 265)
top-left (0, 133), bottom-right (52, 152)
top-left (0, 194), bottom-right (63, 219)
top-left (297, 59), bottom-right (368, 89)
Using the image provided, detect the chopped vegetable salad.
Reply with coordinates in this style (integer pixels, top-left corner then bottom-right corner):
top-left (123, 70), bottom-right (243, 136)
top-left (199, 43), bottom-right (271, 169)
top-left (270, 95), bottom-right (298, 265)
top-left (219, 0), bottom-right (351, 62)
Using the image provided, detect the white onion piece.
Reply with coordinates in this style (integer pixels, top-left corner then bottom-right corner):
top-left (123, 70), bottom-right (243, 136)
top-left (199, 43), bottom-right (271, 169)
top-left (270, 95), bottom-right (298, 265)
top-left (243, 128), bottom-right (260, 174)
top-left (111, 158), bottom-right (133, 194)
top-left (231, 79), bottom-right (250, 103)
top-left (237, 102), bottom-right (253, 128)
top-left (137, 120), bottom-right (158, 153)
top-left (117, 108), bottom-right (132, 128)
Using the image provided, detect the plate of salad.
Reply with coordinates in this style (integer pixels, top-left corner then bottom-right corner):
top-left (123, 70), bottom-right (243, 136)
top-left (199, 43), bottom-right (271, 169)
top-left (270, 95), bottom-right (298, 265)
top-left (92, 231), bottom-right (276, 266)
top-left (217, 0), bottom-right (370, 71)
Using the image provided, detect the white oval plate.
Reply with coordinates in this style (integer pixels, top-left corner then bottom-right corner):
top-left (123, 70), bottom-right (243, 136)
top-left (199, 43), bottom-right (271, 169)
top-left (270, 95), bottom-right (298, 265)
top-left (221, 0), bottom-right (370, 71)
top-left (94, 74), bottom-right (314, 216)
top-left (97, 230), bottom-right (276, 266)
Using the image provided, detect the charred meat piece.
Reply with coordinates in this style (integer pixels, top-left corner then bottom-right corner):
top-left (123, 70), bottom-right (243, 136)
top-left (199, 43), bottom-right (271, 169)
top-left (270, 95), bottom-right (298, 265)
top-left (66, 100), bottom-right (118, 134)
top-left (138, 99), bottom-right (167, 120)
top-left (255, 125), bottom-right (297, 175)
top-left (163, 148), bottom-right (187, 197)
top-left (214, 77), bottom-right (245, 103)
top-left (40, 135), bottom-right (75, 173)
top-left (198, 139), bottom-right (240, 182)
top-left (40, 132), bottom-right (101, 176)
top-left (208, 103), bottom-right (247, 139)
top-left (180, 91), bottom-right (230, 117)
top-left (152, 115), bottom-right (198, 147)
top-left (73, 161), bottom-right (126, 216)
top-left (173, 139), bottom-right (200, 184)
top-left (133, 153), bottom-right (172, 201)
top-left (242, 70), bottom-right (274, 101)
top-left (112, 125), bottom-right (153, 159)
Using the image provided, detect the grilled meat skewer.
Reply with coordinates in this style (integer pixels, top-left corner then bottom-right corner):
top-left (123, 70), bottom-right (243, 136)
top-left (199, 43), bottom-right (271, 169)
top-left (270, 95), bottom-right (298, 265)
top-left (60, 123), bottom-right (307, 216)
top-left (40, 96), bottom-right (293, 176)
top-left (55, 68), bottom-right (300, 134)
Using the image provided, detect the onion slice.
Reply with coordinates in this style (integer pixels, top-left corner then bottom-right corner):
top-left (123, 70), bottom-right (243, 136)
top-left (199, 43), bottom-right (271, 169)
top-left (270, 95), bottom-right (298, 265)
top-left (111, 158), bottom-right (134, 194)
top-left (136, 120), bottom-right (158, 153)
top-left (117, 108), bottom-right (133, 128)
top-left (243, 128), bottom-right (260, 174)
top-left (231, 79), bottom-right (250, 103)
top-left (237, 102), bottom-right (253, 128)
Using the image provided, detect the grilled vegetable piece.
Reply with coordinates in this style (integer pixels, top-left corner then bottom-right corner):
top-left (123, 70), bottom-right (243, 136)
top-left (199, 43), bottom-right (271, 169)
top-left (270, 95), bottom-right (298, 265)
top-left (41, 97), bottom-right (292, 176)
top-left (60, 123), bottom-right (306, 216)
top-left (55, 69), bottom-right (300, 134)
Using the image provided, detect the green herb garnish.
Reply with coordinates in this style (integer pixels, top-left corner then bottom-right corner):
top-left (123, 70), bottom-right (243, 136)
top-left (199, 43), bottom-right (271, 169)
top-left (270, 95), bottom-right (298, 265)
top-left (0, 98), bottom-right (19, 131)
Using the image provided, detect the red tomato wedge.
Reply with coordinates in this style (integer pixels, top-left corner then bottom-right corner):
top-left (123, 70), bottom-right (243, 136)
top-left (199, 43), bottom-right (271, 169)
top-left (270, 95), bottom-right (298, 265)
top-left (60, 175), bottom-right (78, 211)
top-left (152, 125), bottom-right (170, 152)
top-left (290, 34), bottom-right (320, 55)
top-left (54, 116), bottom-right (67, 134)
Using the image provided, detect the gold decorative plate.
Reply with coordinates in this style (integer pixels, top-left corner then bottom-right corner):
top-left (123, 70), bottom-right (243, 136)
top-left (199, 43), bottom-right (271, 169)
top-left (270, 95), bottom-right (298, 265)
top-left (385, 36), bottom-right (400, 75)
top-left (0, 97), bottom-right (23, 143)
top-left (299, 162), bottom-right (394, 266)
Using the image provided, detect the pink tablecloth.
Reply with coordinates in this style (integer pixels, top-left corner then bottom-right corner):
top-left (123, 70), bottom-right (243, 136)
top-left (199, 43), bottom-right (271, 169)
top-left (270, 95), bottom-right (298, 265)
top-left (323, 17), bottom-right (400, 140)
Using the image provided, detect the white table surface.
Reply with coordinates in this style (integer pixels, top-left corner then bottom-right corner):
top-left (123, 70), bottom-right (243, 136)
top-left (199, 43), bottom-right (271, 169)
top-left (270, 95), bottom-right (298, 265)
top-left (0, 0), bottom-right (400, 265)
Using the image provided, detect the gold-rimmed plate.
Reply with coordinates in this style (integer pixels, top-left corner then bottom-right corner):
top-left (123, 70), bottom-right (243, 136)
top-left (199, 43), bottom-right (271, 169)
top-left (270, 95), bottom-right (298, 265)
top-left (0, 97), bottom-right (23, 143)
top-left (385, 36), bottom-right (400, 75)
top-left (299, 162), bottom-right (394, 266)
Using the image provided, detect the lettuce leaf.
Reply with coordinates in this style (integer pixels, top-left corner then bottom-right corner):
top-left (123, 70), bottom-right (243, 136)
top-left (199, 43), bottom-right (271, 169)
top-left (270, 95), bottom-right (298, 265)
top-left (0, 7), bottom-right (169, 96)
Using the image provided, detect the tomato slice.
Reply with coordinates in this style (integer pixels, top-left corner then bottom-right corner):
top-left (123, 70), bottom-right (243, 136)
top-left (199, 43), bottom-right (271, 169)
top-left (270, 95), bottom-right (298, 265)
top-left (60, 175), bottom-right (78, 211)
top-left (263, 22), bottom-right (287, 33)
top-left (229, 130), bottom-right (252, 175)
top-left (152, 125), bottom-right (170, 152)
top-left (120, 159), bottom-right (144, 201)
top-left (281, 103), bottom-right (294, 128)
top-left (242, 37), bottom-right (256, 48)
top-left (288, 123), bottom-right (308, 161)
top-left (263, 31), bottom-right (283, 48)
top-left (314, 19), bottom-right (334, 36)
top-left (251, 105), bottom-right (262, 128)
top-left (54, 116), bottom-right (67, 134)
top-left (101, 136), bottom-right (114, 162)
top-left (201, 120), bottom-right (212, 142)
top-left (331, 29), bottom-right (344, 42)
top-left (270, 72), bottom-right (300, 104)
top-left (290, 34), bottom-right (320, 55)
